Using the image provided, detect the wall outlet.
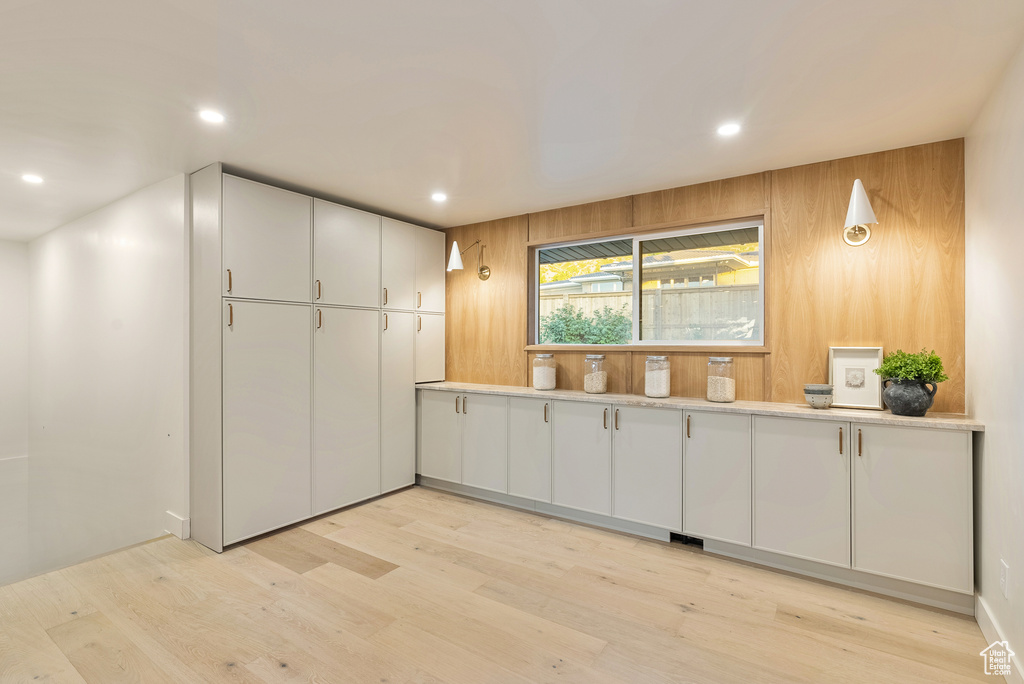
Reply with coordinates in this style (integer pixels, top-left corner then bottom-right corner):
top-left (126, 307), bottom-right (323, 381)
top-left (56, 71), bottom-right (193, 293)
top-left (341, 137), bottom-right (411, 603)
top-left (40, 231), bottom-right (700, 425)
top-left (1000, 558), bottom-right (1009, 599)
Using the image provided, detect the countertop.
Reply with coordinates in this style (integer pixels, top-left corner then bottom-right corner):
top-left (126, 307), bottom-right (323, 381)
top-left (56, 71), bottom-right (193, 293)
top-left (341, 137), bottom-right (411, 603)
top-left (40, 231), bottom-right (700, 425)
top-left (416, 381), bottom-right (985, 432)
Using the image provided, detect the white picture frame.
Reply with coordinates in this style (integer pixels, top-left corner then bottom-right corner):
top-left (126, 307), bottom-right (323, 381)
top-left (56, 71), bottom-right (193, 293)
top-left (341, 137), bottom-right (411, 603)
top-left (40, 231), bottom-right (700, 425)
top-left (828, 346), bottom-right (884, 410)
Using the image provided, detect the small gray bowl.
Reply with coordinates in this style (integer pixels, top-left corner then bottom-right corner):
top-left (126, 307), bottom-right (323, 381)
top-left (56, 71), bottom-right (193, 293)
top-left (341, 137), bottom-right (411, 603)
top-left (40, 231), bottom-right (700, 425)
top-left (805, 392), bottom-right (834, 409)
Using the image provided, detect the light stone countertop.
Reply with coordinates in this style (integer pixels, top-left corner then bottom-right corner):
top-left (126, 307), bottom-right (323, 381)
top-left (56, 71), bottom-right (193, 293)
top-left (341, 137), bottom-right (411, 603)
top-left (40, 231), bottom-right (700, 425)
top-left (416, 381), bottom-right (984, 432)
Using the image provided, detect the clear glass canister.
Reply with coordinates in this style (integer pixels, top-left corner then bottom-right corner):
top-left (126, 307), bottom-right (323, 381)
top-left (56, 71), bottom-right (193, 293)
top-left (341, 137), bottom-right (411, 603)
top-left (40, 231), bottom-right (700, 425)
top-left (707, 357), bottom-right (736, 403)
top-left (584, 354), bottom-right (607, 394)
top-left (645, 356), bottom-right (670, 398)
top-left (533, 354), bottom-right (556, 391)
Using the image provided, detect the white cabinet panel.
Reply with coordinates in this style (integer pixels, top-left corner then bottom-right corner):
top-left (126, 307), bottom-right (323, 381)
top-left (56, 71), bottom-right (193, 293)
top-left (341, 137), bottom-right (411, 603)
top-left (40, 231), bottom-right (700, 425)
top-left (417, 389), bottom-right (461, 483)
top-left (313, 200), bottom-right (380, 308)
top-left (382, 218), bottom-right (417, 311)
top-left (684, 411), bottom-right (751, 546)
top-left (612, 406), bottom-right (683, 531)
top-left (461, 393), bottom-right (508, 493)
top-left (415, 227), bottom-right (446, 313)
top-left (222, 300), bottom-right (311, 544)
top-left (313, 307), bottom-right (380, 514)
top-left (415, 313), bottom-right (445, 383)
top-left (508, 398), bottom-right (551, 502)
top-left (753, 416), bottom-right (850, 567)
top-left (222, 175), bottom-right (311, 303)
top-left (853, 424), bottom-right (972, 592)
top-left (552, 400), bottom-right (611, 516)
top-left (381, 311), bottom-right (416, 493)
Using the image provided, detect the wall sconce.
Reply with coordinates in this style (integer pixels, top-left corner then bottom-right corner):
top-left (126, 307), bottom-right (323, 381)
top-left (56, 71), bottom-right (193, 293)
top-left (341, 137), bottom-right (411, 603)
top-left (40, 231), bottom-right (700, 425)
top-left (844, 178), bottom-right (878, 246)
top-left (447, 239), bottom-right (491, 280)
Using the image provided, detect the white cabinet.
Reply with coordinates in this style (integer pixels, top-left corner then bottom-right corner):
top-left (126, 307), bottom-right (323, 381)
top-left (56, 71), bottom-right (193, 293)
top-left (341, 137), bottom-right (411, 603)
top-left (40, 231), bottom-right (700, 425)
top-left (461, 393), bottom-right (508, 493)
top-left (853, 424), bottom-right (973, 593)
top-left (313, 307), bottom-right (380, 514)
top-left (381, 311), bottom-right (416, 493)
top-left (313, 200), bottom-right (380, 309)
top-left (417, 389), bottom-right (462, 483)
top-left (415, 313), bottom-right (445, 383)
top-left (508, 398), bottom-right (551, 502)
top-left (684, 411), bottom-right (751, 546)
top-left (222, 300), bottom-right (312, 544)
top-left (382, 218), bottom-right (417, 311)
top-left (753, 416), bottom-right (851, 567)
top-left (222, 175), bottom-right (311, 303)
top-left (612, 406), bottom-right (682, 531)
top-left (552, 400), bottom-right (612, 516)
top-left (416, 228), bottom-right (446, 313)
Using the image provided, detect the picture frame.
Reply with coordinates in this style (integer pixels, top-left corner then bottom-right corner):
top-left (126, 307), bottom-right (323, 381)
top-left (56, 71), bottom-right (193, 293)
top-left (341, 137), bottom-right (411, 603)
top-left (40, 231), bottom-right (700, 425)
top-left (828, 346), bottom-right (883, 410)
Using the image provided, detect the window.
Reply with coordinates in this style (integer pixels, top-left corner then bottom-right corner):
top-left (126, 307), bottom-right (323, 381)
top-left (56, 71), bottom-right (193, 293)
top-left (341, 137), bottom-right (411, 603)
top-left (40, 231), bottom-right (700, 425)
top-left (535, 221), bottom-right (764, 346)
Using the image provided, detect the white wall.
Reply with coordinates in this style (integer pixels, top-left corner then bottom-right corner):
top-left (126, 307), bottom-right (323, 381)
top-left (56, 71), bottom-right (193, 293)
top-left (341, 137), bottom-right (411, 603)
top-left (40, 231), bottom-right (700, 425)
top-left (26, 174), bottom-right (188, 576)
top-left (0, 240), bottom-right (29, 583)
top-left (966, 39), bottom-right (1024, 680)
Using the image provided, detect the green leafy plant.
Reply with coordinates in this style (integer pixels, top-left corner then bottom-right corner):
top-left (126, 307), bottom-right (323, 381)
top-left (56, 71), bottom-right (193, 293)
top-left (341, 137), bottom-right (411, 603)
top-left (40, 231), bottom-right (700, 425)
top-left (540, 304), bottom-right (631, 344)
top-left (874, 349), bottom-right (949, 383)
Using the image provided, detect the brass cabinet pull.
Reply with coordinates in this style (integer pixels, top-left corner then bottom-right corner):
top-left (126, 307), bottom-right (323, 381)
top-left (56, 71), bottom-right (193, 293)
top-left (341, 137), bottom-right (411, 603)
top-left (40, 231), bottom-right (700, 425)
top-left (614, 409), bottom-right (620, 430)
top-left (227, 302), bottom-right (233, 327)
top-left (383, 288), bottom-right (388, 305)
top-left (418, 316), bottom-right (422, 332)
top-left (418, 291), bottom-right (422, 308)
top-left (603, 408), bottom-right (608, 430)
top-left (455, 395), bottom-right (460, 413)
top-left (226, 269), bottom-right (232, 293)
top-left (316, 280), bottom-right (322, 300)
top-left (686, 414), bottom-right (691, 439)
top-left (462, 395), bottom-right (467, 414)
top-left (383, 313), bottom-right (388, 331)
top-left (544, 403), bottom-right (549, 423)
top-left (858, 429), bottom-right (863, 457)
top-left (839, 427), bottom-right (844, 456)
top-left (317, 309), bottom-right (322, 329)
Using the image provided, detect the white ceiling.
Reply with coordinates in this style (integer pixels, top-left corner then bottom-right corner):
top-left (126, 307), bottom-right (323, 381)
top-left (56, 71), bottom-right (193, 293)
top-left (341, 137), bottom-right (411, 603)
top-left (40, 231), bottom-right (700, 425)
top-left (2, 0), bottom-right (1024, 242)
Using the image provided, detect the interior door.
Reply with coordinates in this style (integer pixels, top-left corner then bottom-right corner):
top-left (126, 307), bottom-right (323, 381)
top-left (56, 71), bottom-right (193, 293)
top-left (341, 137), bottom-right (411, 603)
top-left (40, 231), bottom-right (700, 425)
top-left (222, 300), bottom-right (312, 544)
top-left (313, 200), bottom-right (380, 308)
top-left (313, 306), bottom-right (380, 514)
top-left (380, 311), bottom-right (416, 493)
top-left (381, 218), bottom-right (417, 311)
top-left (415, 313), bottom-right (445, 383)
top-left (415, 227), bottom-right (446, 313)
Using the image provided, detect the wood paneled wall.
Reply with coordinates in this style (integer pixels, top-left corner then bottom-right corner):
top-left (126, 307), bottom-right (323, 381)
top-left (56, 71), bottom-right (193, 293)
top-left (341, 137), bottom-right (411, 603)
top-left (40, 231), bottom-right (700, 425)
top-left (444, 139), bottom-right (966, 413)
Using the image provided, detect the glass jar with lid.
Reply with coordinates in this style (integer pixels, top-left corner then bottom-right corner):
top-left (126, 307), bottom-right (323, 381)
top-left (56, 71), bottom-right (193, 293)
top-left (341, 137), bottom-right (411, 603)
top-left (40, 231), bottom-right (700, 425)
top-left (644, 356), bottom-right (670, 398)
top-left (532, 354), bottom-right (556, 391)
top-left (707, 357), bottom-right (736, 403)
top-left (583, 354), bottom-right (607, 394)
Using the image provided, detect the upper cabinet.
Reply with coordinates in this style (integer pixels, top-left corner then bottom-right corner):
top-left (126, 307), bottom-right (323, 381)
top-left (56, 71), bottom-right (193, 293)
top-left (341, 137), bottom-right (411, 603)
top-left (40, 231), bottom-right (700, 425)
top-left (415, 228), bottom-right (446, 313)
top-left (222, 175), bottom-right (312, 303)
top-left (313, 200), bottom-right (381, 308)
top-left (381, 218), bottom-right (418, 311)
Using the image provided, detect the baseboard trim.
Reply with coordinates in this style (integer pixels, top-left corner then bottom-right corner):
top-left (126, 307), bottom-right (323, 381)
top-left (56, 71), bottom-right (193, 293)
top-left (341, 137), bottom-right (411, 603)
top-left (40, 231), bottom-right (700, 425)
top-left (164, 511), bottom-right (191, 540)
top-left (976, 594), bottom-right (1024, 684)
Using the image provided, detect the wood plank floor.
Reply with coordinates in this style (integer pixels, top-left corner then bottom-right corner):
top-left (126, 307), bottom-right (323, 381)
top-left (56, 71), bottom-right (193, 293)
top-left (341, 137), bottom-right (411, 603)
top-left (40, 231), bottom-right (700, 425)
top-left (0, 486), bottom-right (990, 683)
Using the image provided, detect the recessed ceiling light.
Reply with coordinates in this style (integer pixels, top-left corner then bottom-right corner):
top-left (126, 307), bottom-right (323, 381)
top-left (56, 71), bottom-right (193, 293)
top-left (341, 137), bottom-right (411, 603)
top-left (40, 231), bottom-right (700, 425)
top-left (717, 122), bottom-right (741, 137)
top-left (431, 192), bottom-right (447, 203)
top-left (199, 109), bottom-right (226, 124)
top-left (21, 173), bottom-right (43, 184)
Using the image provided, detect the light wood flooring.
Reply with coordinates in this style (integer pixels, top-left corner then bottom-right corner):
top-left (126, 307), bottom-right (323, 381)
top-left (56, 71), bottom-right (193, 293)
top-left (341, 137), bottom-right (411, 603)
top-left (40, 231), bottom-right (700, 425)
top-left (0, 486), bottom-right (990, 683)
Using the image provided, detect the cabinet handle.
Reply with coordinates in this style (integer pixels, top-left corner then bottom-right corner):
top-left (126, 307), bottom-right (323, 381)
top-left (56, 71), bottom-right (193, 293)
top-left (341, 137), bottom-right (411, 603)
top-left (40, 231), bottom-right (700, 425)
top-left (614, 409), bottom-right (620, 430)
top-left (462, 395), bottom-right (467, 414)
top-left (383, 288), bottom-right (388, 305)
top-left (383, 313), bottom-right (388, 331)
top-left (455, 395), bottom-right (460, 413)
top-left (226, 269), bottom-right (232, 293)
top-left (686, 414), bottom-right (691, 439)
top-left (544, 403), bottom-right (549, 423)
top-left (858, 429), bottom-right (863, 457)
top-left (839, 427), bottom-right (844, 455)
top-left (316, 280), bottom-right (322, 300)
top-left (418, 291), bottom-right (422, 308)
top-left (418, 316), bottom-right (422, 332)
top-left (317, 309), bottom-right (322, 329)
top-left (227, 302), bottom-right (233, 327)
top-left (603, 408), bottom-right (608, 430)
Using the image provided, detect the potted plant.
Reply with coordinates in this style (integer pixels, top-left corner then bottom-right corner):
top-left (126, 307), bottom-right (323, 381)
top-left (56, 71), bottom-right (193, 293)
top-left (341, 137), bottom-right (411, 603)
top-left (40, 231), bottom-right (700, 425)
top-left (874, 349), bottom-right (949, 417)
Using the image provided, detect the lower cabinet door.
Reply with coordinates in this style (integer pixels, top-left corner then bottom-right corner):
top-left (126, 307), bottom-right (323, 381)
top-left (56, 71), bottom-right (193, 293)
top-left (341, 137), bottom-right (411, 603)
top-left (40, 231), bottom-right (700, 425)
top-left (612, 406), bottom-right (683, 531)
top-left (417, 389), bottom-right (461, 483)
top-left (223, 300), bottom-right (312, 544)
top-left (461, 393), bottom-right (508, 493)
top-left (508, 397), bottom-right (551, 502)
top-left (381, 311), bottom-right (416, 493)
top-left (753, 416), bottom-right (851, 567)
top-left (684, 411), bottom-right (751, 545)
top-left (313, 307), bottom-right (380, 514)
top-left (414, 313), bottom-right (445, 383)
top-left (552, 400), bottom-right (612, 515)
top-left (853, 424), bottom-right (972, 592)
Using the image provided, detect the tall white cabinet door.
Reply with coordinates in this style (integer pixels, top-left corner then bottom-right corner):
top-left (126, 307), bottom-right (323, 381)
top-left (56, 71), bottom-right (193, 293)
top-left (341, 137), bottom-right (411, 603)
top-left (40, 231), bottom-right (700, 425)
top-left (612, 406), bottom-right (683, 531)
top-left (753, 416), bottom-right (850, 567)
top-left (417, 390), bottom-right (462, 483)
top-left (552, 400), bottom-right (612, 515)
top-left (684, 411), bottom-right (751, 546)
top-left (415, 314), bottom-right (445, 383)
top-left (313, 307), bottom-right (380, 515)
top-left (853, 424), bottom-right (972, 592)
top-left (222, 175), bottom-right (312, 303)
top-left (415, 227), bottom-right (446, 313)
top-left (508, 398), bottom-right (551, 502)
top-left (313, 200), bottom-right (380, 308)
top-left (222, 300), bottom-right (312, 544)
top-left (462, 393), bottom-right (508, 493)
top-left (381, 312), bottom-right (416, 493)
top-left (381, 218), bottom-right (417, 311)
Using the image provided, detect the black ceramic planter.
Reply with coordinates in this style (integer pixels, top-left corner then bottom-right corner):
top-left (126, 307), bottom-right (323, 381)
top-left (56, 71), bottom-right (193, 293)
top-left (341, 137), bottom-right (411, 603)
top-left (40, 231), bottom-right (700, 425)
top-left (882, 379), bottom-right (938, 417)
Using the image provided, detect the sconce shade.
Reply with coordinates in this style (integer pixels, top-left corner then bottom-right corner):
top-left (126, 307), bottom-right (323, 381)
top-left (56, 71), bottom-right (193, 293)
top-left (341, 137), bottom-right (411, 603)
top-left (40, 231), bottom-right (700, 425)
top-left (447, 241), bottom-right (464, 271)
top-left (845, 179), bottom-right (877, 228)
